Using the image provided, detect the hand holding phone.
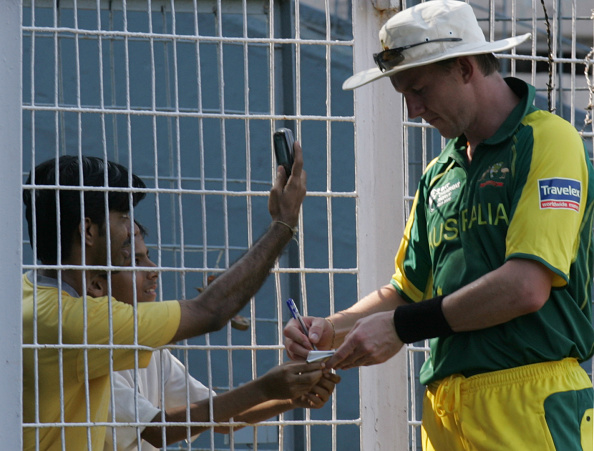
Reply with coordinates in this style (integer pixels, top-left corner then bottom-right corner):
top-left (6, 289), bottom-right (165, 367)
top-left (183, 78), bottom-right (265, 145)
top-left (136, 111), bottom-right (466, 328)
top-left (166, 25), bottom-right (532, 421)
top-left (273, 128), bottom-right (295, 176)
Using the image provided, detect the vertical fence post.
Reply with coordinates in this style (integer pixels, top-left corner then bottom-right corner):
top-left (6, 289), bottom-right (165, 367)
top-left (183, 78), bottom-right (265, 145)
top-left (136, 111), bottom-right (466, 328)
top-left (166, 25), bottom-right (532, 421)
top-left (0, 0), bottom-right (23, 448)
top-left (351, 0), bottom-right (408, 449)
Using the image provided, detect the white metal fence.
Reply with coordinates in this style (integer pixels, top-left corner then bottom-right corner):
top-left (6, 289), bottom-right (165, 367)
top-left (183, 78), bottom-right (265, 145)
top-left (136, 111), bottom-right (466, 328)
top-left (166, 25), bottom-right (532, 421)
top-left (19, 0), bottom-right (364, 450)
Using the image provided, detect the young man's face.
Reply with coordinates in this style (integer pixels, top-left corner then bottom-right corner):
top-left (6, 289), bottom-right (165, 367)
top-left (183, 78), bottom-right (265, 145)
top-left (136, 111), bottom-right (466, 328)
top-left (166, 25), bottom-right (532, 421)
top-left (101, 211), bottom-right (133, 268)
top-left (110, 232), bottom-right (158, 305)
top-left (90, 229), bottom-right (158, 304)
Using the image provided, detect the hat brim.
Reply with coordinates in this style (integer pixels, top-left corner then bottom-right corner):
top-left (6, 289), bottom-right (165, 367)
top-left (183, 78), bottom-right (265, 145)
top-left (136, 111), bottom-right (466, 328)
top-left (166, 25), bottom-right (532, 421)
top-left (342, 33), bottom-right (531, 91)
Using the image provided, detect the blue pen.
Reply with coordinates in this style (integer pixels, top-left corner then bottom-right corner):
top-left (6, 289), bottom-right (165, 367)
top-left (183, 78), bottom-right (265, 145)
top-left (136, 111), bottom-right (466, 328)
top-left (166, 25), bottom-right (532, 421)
top-left (286, 298), bottom-right (317, 350)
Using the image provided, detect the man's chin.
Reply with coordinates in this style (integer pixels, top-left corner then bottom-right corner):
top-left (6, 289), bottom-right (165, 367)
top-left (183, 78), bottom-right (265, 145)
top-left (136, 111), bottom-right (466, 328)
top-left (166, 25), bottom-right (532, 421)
top-left (428, 121), bottom-right (459, 140)
top-left (436, 128), bottom-right (458, 140)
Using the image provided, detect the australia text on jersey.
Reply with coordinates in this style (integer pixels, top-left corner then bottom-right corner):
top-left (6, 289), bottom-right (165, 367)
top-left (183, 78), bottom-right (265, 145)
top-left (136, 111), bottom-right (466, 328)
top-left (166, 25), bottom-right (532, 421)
top-left (428, 203), bottom-right (510, 249)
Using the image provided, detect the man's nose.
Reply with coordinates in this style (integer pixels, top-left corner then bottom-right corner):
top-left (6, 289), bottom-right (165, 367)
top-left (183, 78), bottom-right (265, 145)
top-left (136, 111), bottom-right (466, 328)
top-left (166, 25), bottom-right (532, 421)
top-left (147, 260), bottom-right (158, 279)
top-left (405, 95), bottom-right (425, 119)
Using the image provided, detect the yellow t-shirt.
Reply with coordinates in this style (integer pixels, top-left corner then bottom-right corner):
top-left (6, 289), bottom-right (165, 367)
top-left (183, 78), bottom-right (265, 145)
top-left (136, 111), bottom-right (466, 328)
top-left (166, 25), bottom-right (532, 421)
top-left (22, 272), bottom-right (181, 450)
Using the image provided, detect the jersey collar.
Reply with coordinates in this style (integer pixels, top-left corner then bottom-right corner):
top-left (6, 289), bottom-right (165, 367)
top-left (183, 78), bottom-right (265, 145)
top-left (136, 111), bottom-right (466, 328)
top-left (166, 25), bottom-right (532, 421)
top-left (483, 77), bottom-right (535, 146)
top-left (25, 270), bottom-right (80, 297)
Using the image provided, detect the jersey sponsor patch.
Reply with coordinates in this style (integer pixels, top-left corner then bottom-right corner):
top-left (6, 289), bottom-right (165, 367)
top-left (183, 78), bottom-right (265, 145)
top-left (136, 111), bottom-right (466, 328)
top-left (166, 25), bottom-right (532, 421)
top-left (538, 178), bottom-right (581, 212)
top-left (429, 179), bottom-right (461, 212)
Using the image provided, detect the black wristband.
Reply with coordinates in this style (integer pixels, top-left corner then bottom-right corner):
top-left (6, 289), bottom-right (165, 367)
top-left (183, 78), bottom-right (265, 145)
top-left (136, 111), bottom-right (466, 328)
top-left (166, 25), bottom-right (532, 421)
top-left (393, 296), bottom-right (454, 344)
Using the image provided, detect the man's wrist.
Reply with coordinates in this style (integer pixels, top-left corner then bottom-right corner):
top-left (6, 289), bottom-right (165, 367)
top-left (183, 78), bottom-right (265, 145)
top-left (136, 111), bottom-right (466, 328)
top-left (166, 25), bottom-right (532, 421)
top-left (393, 296), bottom-right (454, 344)
top-left (270, 220), bottom-right (298, 241)
top-left (272, 219), bottom-right (298, 235)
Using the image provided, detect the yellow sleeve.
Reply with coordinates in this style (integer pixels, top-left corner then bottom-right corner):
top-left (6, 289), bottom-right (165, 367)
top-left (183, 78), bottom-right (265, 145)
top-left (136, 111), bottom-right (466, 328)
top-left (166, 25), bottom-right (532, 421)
top-left (506, 111), bottom-right (588, 287)
top-left (76, 298), bottom-right (181, 379)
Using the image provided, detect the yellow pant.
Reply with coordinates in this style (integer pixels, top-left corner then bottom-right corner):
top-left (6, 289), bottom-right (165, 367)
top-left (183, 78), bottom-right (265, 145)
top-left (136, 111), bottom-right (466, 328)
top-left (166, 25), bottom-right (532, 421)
top-left (422, 358), bottom-right (593, 451)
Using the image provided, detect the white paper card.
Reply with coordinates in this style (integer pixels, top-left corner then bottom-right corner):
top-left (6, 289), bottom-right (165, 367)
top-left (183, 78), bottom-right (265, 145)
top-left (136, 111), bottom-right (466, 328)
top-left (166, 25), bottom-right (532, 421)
top-left (306, 350), bottom-right (336, 363)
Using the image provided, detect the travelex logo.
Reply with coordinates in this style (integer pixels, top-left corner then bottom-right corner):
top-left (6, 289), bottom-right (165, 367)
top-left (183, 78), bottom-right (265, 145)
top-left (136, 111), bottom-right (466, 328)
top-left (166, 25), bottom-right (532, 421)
top-left (538, 178), bottom-right (581, 212)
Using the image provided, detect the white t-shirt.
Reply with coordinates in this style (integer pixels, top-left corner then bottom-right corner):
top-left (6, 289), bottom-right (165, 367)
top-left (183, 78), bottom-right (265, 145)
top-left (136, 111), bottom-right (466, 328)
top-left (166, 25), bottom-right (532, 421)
top-left (103, 349), bottom-right (215, 451)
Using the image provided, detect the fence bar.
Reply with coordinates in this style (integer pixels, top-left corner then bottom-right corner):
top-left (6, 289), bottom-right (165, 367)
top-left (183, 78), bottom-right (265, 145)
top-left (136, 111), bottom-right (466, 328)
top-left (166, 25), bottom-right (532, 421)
top-left (351, 0), bottom-right (409, 449)
top-left (0, 0), bottom-right (23, 448)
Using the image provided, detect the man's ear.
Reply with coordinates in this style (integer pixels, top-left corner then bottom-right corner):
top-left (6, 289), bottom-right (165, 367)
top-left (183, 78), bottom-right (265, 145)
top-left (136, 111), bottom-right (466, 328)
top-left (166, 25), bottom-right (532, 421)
top-left (88, 274), bottom-right (108, 298)
top-left (80, 217), bottom-right (101, 247)
top-left (457, 56), bottom-right (474, 83)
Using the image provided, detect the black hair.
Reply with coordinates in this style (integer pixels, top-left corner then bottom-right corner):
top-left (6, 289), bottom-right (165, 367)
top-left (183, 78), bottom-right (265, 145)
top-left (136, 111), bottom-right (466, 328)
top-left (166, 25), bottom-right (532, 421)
top-left (23, 155), bottom-right (146, 264)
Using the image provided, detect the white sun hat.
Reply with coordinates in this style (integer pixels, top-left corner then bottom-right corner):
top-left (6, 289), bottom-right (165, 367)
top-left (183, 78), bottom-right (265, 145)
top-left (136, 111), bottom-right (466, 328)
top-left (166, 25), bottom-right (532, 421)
top-left (343, 0), bottom-right (531, 91)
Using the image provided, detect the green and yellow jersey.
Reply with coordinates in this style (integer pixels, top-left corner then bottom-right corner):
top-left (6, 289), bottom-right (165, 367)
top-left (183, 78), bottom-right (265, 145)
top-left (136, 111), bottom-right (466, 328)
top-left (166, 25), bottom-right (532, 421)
top-left (392, 78), bottom-right (594, 384)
